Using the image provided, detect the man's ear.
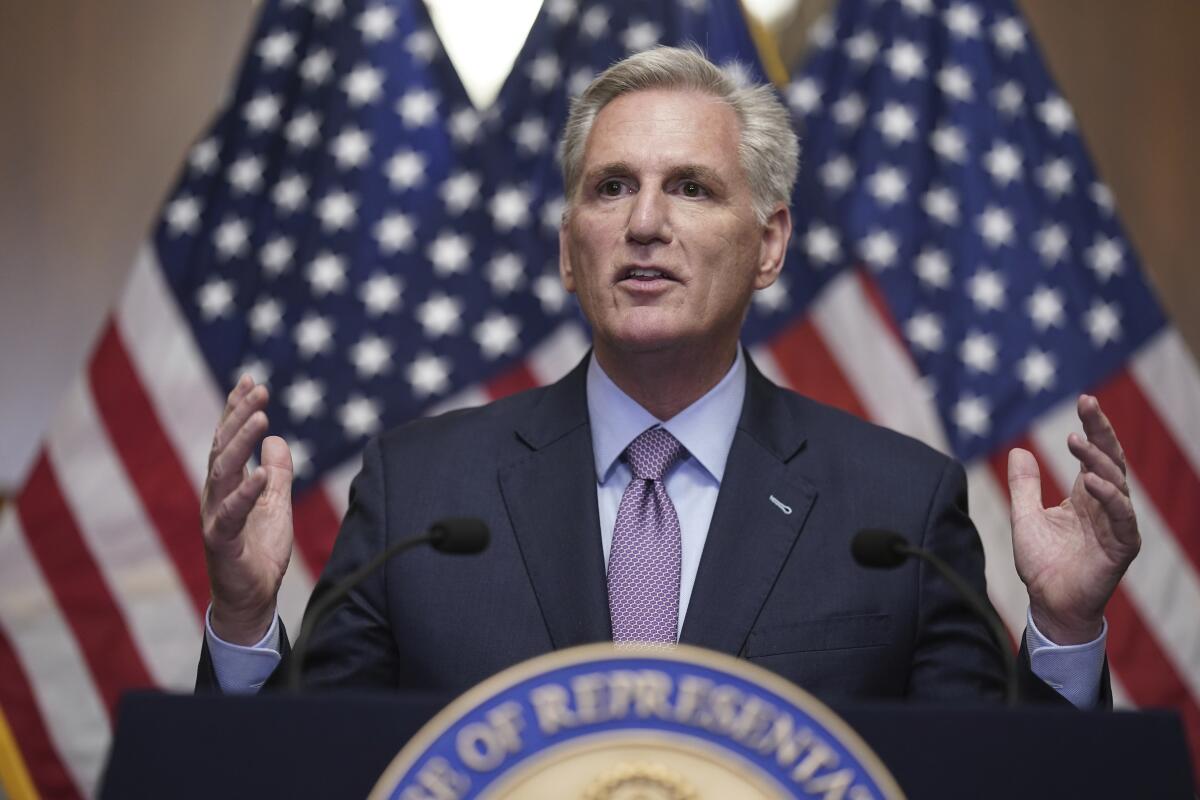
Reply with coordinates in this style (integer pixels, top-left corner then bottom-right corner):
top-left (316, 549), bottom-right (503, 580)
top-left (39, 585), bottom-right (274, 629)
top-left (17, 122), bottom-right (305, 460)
top-left (559, 220), bottom-right (577, 293)
top-left (754, 205), bottom-right (792, 290)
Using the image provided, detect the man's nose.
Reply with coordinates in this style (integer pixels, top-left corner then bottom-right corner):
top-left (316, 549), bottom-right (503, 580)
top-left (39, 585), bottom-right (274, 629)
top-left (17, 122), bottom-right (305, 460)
top-left (625, 189), bottom-right (672, 245)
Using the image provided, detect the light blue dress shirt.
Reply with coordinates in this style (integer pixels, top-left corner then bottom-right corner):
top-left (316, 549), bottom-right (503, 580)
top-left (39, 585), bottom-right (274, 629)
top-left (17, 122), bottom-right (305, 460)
top-left (208, 350), bottom-right (1106, 706)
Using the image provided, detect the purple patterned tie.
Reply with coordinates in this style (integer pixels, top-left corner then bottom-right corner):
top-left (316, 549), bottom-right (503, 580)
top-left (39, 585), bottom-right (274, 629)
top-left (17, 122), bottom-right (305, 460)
top-left (608, 427), bottom-right (687, 644)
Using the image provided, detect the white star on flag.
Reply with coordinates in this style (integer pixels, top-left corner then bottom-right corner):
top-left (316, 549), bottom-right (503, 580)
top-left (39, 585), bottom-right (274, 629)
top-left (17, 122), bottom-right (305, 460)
top-left (944, 3), bottom-right (982, 38)
top-left (257, 30), bottom-right (297, 69)
top-left (249, 297), bottom-right (284, 339)
top-left (330, 127), bottom-right (372, 169)
top-left (441, 171), bottom-right (481, 214)
top-left (906, 310), bottom-right (945, 352)
top-left (868, 166), bottom-right (908, 206)
top-left (876, 102), bottom-right (917, 145)
top-left (1035, 223), bottom-right (1069, 265)
top-left (397, 89), bottom-right (439, 127)
top-left (960, 330), bottom-right (999, 373)
top-left (343, 65), bottom-right (385, 106)
top-left (306, 253), bottom-right (348, 296)
top-left (967, 268), bottom-right (1007, 311)
top-left (474, 313), bottom-right (522, 359)
top-left (294, 314), bottom-right (335, 357)
top-left (1017, 348), bottom-right (1056, 393)
top-left (859, 229), bottom-right (899, 270)
top-left (213, 218), bottom-right (250, 259)
top-left (427, 232), bottom-right (472, 276)
top-left (165, 196), bottom-right (201, 235)
top-left (339, 395), bottom-right (382, 437)
top-left (316, 190), bottom-right (358, 231)
top-left (886, 41), bottom-right (926, 81)
top-left (197, 279), bottom-right (235, 320)
top-left (622, 21), bottom-right (662, 52)
top-left (528, 53), bottom-right (561, 91)
top-left (284, 377), bottom-right (325, 421)
top-left (915, 248), bottom-right (952, 289)
top-left (350, 335), bottom-right (393, 378)
top-left (487, 253), bottom-right (525, 294)
top-left (489, 187), bottom-right (533, 231)
top-left (937, 66), bottom-right (973, 101)
top-left (373, 212), bottom-right (416, 254)
top-left (356, 4), bottom-right (397, 42)
top-left (953, 394), bottom-right (991, 437)
top-left (805, 224), bottom-right (842, 265)
top-left (1026, 286), bottom-right (1066, 330)
top-left (260, 237), bottom-right (294, 275)
top-left (977, 206), bottom-right (1015, 248)
top-left (404, 29), bottom-right (438, 63)
top-left (788, 78), bottom-right (822, 115)
top-left (407, 352), bottom-right (452, 396)
top-left (359, 273), bottom-right (403, 316)
top-left (1085, 300), bottom-right (1122, 346)
top-left (416, 292), bottom-right (464, 337)
top-left (819, 156), bottom-right (855, 192)
top-left (386, 149), bottom-right (427, 190)
top-left (922, 186), bottom-right (960, 225)
top-left (300, 49), bottom-right (334, 85)
top-left (285, 111), bottom-right (321, 149)
top-left (243, 94), bottom-right (282, 131)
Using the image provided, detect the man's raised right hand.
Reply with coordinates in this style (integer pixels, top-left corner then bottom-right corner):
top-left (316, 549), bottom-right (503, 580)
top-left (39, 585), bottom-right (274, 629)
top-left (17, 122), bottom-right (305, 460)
top-left (201, 374), bottom-right (294, 645)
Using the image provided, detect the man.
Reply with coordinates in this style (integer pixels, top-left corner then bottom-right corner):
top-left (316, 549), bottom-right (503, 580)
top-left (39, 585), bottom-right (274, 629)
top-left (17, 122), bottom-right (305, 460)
top-left (198, 48), bottom-right (1138, 704)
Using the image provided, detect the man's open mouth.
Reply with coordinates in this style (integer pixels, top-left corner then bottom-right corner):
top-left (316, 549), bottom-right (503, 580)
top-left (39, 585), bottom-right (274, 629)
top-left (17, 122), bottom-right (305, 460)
top-left (621, 267), bottom-right (676, 282)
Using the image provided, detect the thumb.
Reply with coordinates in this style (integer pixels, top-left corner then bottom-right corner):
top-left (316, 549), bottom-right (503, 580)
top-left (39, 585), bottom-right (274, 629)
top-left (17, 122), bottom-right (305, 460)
top-left (260, 435), bottom-right (294, 503)
top-left (1007, 447), bottom-right (1044, 521)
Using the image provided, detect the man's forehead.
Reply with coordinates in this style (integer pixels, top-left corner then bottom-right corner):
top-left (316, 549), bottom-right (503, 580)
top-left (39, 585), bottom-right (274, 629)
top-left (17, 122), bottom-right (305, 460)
top-left (581, 88), bottom-right (741, 172)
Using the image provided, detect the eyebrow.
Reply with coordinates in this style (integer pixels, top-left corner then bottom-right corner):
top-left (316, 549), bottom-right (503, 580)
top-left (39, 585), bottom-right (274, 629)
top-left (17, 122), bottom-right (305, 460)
top-left (584, 161), bottom-right (635, 185)
top-left (670, 165), bottom-right (728, 194)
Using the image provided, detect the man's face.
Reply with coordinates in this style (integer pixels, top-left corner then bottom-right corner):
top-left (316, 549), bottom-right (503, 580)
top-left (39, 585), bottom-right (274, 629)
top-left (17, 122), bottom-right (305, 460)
top-left (560, 88), bottom-right (789, 365)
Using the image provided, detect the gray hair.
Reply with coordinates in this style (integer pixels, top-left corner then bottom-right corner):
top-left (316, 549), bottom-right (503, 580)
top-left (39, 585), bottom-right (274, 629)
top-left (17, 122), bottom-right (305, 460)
top-left (559, 45), bottom-right (799, 224)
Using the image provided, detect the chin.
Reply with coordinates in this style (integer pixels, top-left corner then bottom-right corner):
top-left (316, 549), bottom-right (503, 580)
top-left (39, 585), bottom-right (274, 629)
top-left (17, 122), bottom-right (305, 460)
top-left (601, 321), bottom-right (702, 357)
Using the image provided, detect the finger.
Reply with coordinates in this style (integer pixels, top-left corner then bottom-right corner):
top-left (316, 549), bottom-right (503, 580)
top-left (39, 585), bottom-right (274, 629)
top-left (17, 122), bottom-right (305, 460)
top-left (220, 374), bottom-right (256, 426)
top-left (1007, 447), bottom-right (1044, 521)
top-left (1077, 395), bottom-right (1127, 477)
top-left (207, 410), bottom-right (269, 508)
top-left (210, 383), bottom-right (269, 466)
top-left (1067, 432), bottom-right (1128, 495)
top-left (1082, 473), bottom-right (1140, 547)
top-left (209, 466), bottom-right (268, 543)
top-left (259, 436), bottom-right (294, 505)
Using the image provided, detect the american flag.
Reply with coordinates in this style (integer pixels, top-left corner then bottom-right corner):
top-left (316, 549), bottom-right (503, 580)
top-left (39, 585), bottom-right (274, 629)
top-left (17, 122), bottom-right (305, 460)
top-left (0, 0), bottom-right (1196, 795)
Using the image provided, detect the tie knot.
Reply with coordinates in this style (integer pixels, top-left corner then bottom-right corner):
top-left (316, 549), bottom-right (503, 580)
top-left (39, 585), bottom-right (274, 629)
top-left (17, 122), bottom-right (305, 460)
top-left (623, 427), bottom-right (687, 481)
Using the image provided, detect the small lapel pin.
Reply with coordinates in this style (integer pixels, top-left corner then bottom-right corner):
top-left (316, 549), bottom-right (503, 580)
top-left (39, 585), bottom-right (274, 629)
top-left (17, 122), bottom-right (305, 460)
top-left (769, 495), bottom-right (793, 515)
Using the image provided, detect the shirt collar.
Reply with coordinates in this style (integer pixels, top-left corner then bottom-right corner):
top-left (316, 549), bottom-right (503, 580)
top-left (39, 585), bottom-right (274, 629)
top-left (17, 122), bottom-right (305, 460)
top-left (587, 348), bottom-right (746, 484)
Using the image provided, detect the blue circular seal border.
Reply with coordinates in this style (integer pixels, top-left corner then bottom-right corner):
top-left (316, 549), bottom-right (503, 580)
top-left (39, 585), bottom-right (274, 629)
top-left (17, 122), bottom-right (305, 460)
top-left (370, 644), bottom-right (905, 799)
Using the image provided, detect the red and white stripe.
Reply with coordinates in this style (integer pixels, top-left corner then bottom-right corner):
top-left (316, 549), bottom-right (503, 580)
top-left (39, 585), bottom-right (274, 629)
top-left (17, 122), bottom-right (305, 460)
top-left (3, 256), bottom-right (1199, 796)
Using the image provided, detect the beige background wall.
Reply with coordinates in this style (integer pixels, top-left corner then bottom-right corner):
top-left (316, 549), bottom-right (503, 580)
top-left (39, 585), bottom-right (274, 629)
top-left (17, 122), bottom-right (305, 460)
top-left (0, 0), bottom-right (1196, 493)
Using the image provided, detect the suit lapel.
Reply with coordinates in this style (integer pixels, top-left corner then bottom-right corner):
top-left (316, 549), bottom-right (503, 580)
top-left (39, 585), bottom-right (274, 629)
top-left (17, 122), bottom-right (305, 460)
top-left (680, 358), bottom-right (817, 655)
top-left (498, 359), bottom-right (612, 647)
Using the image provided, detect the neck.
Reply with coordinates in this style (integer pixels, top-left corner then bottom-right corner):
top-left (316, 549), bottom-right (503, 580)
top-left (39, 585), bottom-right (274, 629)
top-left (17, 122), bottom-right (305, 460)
top-left (593, 340), bottom-right (739, 420)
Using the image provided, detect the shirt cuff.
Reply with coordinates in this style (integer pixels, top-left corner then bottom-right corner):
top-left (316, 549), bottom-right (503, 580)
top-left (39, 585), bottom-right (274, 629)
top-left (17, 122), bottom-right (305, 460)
top-left (204, 605), bottom-right (282, 694)
top-left (1025, 607), bottom-right (1107, 709)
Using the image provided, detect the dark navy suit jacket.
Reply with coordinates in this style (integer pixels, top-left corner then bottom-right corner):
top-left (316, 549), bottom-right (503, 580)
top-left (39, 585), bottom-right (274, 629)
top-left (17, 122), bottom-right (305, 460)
top-left (199, 354), bottom-right (1084, 704)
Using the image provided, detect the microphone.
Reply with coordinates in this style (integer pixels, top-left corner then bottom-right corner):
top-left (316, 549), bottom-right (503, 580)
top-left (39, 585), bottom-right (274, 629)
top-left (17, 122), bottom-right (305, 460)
top-left (851, 528), bottom-right (1018, 706)
top-left (288, 518), bottom-right (489, 691)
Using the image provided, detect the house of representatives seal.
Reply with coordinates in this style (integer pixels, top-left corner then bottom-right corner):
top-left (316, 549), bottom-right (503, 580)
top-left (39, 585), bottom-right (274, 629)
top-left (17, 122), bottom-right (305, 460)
top-left (370, 644), bottom-right (905, 800)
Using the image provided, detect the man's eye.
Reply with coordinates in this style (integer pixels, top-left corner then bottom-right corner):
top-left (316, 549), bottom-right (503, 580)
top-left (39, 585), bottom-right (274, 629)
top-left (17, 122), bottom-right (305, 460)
top-left (679, 181), bottom-right (707, 198)
top-left (599, 179), bottom-right (626, 197)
